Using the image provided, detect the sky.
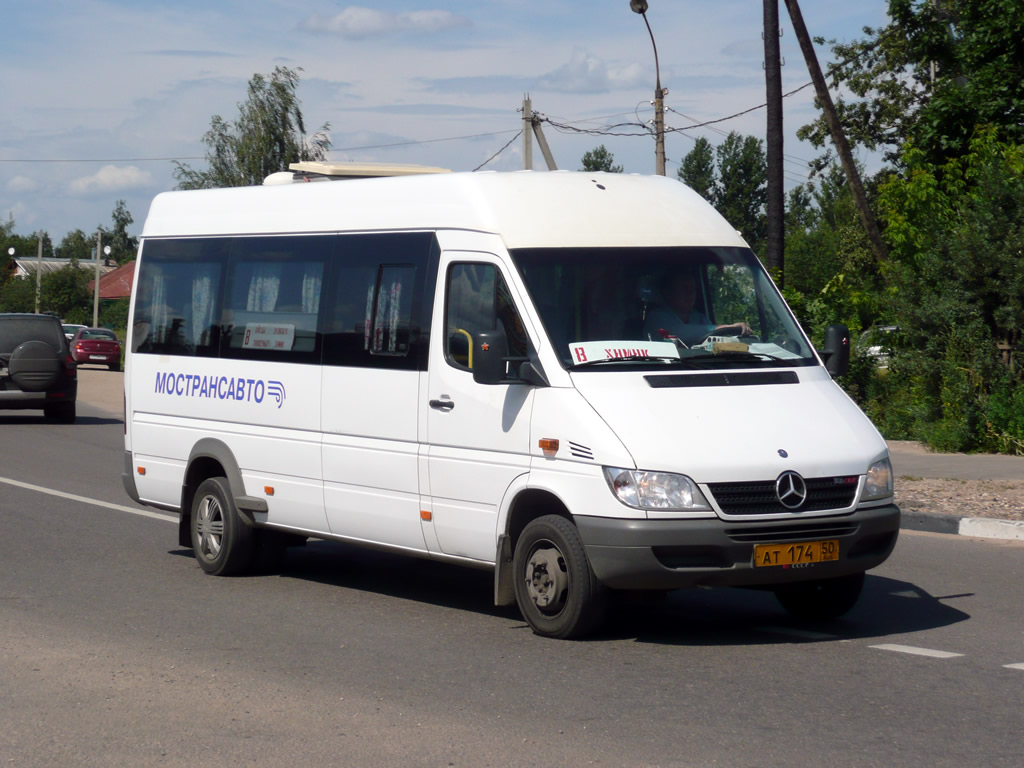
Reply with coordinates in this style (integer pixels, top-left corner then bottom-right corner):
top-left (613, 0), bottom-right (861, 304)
top-left (0, 0), bottom-right (890, 246)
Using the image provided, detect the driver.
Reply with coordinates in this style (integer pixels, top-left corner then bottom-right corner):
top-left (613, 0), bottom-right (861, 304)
top-left (643, 270), bottom-right (753, 345)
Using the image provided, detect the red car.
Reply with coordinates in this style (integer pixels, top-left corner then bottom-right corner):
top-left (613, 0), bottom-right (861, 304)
top-left (71, 327), bottom-right (122, 371)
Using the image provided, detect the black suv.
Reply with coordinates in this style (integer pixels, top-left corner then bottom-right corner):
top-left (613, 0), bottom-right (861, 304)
top-left (0, 313), bottom-right (78, 422)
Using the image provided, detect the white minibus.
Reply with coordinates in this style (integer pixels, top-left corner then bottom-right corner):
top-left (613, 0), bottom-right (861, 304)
top-left (122, 170), bottom-right (900, 638)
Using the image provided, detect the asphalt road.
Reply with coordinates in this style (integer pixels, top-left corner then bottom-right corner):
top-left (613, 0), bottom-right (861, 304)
top-left (1, 376), bottom-right (1023, 767)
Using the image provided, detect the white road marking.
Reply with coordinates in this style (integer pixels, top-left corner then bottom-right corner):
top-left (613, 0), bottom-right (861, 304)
top-left (757, 626), bottom-right (837, 641)
top-left (870, 643), bottom-right (964, 659)
top-left (1003, 663), bottom-right (1024, 671)
top-left (0, 475), bottom-right (176, 524)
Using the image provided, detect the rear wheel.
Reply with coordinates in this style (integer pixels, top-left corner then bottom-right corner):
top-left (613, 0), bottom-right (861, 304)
top-left (190, 477), bottom-right (254, 576)
top-left (513, 515), bottom-right (606, 639)
top-left (774, 572), bottom-right (865, 620)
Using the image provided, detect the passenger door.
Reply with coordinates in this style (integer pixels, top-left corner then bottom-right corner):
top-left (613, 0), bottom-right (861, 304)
top-left (321, 233), bottom-right (437, 551)
top-left (424, 254), bottom-right (534, 562)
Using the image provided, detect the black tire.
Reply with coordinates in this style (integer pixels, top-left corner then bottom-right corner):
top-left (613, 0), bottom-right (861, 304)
top-left (43, 401), bottom-right (76, 423)
top-left (109, 361), bottom-right (121, 372)
top-left (9, 340), bottom-right (61, 392)
top-left (774, 572), bottom-right (865, 620)
top-left (513, 515), bottom-right (606, 639)
top-left (190, 477), bottom-right (254, 576)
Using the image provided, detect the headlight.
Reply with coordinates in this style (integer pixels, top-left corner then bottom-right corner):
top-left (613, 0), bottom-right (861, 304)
top-left (603, 467), bottom-right (711, 511)
top-left (863, 458), bottom-right (894, 501)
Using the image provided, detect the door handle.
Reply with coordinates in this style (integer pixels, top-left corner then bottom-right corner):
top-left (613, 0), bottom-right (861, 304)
top-left (429, 398), bottom-right (455, 411)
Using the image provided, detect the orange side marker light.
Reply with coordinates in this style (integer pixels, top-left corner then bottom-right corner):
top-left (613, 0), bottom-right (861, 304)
top-left (538, 439), bottom-right (559, 456)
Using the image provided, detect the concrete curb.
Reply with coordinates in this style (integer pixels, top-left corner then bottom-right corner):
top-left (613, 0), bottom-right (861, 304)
top-left (901, 509), bottom-right (1024, 541)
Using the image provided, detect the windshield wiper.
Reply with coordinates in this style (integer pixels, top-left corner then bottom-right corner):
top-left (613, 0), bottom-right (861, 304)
top-left (572, 355), bottom-right (684, 367)
top-left (683, 350), bottom-right (788, 363)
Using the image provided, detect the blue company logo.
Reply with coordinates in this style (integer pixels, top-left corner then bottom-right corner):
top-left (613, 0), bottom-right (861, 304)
top-left (154, 371), bottom-right (286, 409)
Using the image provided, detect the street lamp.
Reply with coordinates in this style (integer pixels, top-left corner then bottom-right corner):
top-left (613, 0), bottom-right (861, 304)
top-left (630, 0), bottom-right (666, 175)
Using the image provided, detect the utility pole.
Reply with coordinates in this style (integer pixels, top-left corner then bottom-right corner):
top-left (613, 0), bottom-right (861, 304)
top-left (521, 95), bottom-right (558, 170)
top-left (522, 95), bottom-right (534, 170)
top-left (35, 237), bottom-right (42, 313)
top-left (784, 0), bottom-right (888, 264)
top-left (93, 230), bottom-right (102, 327)
top-left (763, 0), bottom-right (785, 285)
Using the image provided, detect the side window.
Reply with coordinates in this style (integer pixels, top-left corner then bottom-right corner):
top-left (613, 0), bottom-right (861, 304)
top-left (322, 232), bottom-right (437, 370)
top-left (132, 238), bottom-right (228, 356)
top-left (445, 263), bottom-right (528, 371)
top-left (366, 265), bottom-right (416, 355)
top-left (220, 236), bottom-right (329, 363)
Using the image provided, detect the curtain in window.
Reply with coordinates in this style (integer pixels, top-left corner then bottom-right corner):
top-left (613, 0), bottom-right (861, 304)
top-left (191, 267), bottom-right (216, 346)
top-left (150, 270), bottom-right (168, 343)
top-left (363, 284), bottom-right (375, 350)
top-left (386, 281), bottom-right (402, 352)
top-left (301, 266), bottom-right (322, 314)
top-left (246, 264), bottom-right (282, 311)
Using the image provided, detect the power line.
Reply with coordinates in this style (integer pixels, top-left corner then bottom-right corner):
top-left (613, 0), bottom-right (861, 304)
top-left (473, 130), bottom-right (523, 171)
top-left (0, 129), bottom-right (522, 165)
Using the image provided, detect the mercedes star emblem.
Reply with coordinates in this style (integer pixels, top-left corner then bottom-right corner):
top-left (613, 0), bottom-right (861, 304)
top-left (775, 470), bottom-right (808, 510)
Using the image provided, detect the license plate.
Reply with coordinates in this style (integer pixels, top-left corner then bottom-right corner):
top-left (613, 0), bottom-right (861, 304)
top-left (89, 355), bottom-right (107, 360)
top-left (754, 539), bottom-right (839, 567)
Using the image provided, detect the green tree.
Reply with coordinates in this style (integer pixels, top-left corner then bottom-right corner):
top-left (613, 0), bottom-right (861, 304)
top-left (580, 145), bottom-right (623, 173)
top-left (39, 262), bottom-right (91, 319)
top-left (173, 66), bottom-right (331, 189)
top-left (870, 131), bottom-right (1024, 452)
top-left (676, 132), bottom-right (767, 255)
top-left (0, 274), bottom-right (36, 312)
top-left (1, 219), bottom-right (52, 282)
top-left (713, 132), bottom-right (767, 256)
top-left (108, 200), bottom-right (138, 264)
top-left (677, 137), bottom-right (715, 199)
top-left (798, 0), bottom-right (1024, 171)
top-left (782, 163), bottom-right (880, 340)
top-left (55, 229), bottom-right (93, 262)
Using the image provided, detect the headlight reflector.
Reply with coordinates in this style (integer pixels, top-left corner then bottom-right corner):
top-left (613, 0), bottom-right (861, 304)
top-left (863, 458), bottom-right (894, 501)
top-left (603, 467), bottom-right (711, 511)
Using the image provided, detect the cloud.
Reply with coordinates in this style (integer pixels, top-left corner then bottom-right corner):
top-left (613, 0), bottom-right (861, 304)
top-left (539, 51), bottom-right (649, 94)
top-left (301, 7), bottom-right (469, 39)
top-left (7, 176), bottom-right (38, 192)
top-left (69, 165), bottom-right (153, 195)
top-left (141, 50), bottom-right (240, 58)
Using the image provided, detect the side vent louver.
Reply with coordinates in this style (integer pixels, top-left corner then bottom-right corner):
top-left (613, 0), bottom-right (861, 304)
top-left (568, 441), bottom-right (594, 460)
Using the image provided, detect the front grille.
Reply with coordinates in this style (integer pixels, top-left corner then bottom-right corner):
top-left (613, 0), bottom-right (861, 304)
top-left (709, 476), bottom-right (858, 516)
top-left (726, 522), bottom-right (859, 544)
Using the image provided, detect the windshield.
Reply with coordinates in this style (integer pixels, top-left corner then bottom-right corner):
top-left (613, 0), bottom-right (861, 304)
top-left (510, 246), bottom-right (815, 370)
top-left (81, 329), bottom-right (117, 341)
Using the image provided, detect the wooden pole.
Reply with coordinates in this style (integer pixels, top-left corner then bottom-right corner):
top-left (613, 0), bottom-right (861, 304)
top-left (784, 0), bottom-right (888, 263)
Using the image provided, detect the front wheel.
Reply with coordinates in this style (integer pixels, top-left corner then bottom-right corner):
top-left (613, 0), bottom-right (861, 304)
top-left (513, 515), bottom-right (606, 639)
top-left (774, 572), bottom-right (865, 620)
top-left (190, 477), bottom-right (254, 576)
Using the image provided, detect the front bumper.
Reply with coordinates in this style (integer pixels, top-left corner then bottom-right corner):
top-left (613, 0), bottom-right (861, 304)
top-left (576, 504), bottom-right (900, 590)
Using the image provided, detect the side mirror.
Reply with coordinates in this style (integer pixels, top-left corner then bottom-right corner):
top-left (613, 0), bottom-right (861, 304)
top-left (472, 330), bottom-right (509, 385)
top-left (822, 324), bottom-right (850, 377)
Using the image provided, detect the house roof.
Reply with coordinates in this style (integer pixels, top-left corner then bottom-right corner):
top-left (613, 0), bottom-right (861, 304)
top-left (87, 260), bottom-right (136, 300)
top-left (13, 257), bottom-right (118, 279)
